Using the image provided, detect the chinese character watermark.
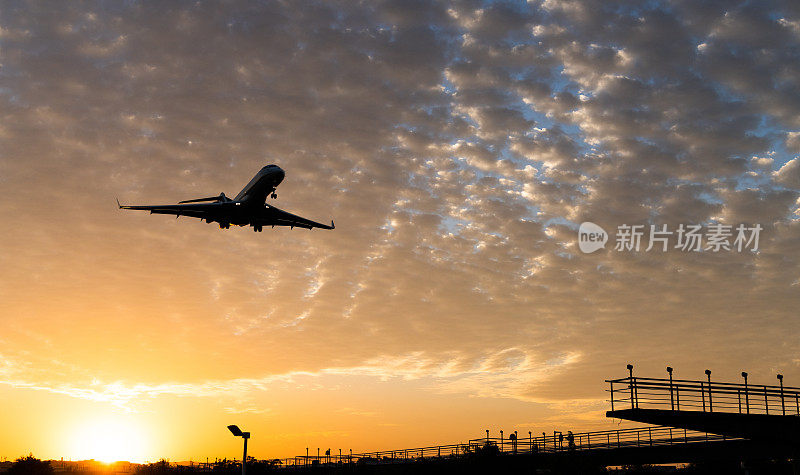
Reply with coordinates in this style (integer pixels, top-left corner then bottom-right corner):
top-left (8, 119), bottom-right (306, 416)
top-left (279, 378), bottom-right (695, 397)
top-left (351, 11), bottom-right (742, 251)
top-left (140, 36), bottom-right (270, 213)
top-left (578, 222), bottom-right (762, 254)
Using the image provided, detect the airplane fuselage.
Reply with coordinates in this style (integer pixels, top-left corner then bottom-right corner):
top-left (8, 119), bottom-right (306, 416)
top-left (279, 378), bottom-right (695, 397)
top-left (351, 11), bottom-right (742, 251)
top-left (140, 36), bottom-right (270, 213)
top-left (119, 164), bottom-right (334, 232)
top-left (210, 165), bottom-right (286, 227)
top-left (234, 164), bottom-right (285, 204)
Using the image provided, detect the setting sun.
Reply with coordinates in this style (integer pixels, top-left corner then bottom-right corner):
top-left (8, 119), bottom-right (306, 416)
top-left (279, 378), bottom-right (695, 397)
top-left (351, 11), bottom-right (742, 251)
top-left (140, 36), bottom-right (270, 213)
top-left (66, 417), bottom-right (149, 463)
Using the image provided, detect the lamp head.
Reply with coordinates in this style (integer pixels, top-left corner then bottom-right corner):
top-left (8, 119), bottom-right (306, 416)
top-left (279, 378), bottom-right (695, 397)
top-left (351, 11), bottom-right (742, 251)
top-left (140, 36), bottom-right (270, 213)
top-left (705, 369), bottom-right (711, 376)
top-left (228, 425), bottom-right (243, 437)
top-left (666, 366), bottom-right (673, 374)
top-left (741, 371), bottom-right (748, 378)
top-left (778, 374), bottom-right (784, 381)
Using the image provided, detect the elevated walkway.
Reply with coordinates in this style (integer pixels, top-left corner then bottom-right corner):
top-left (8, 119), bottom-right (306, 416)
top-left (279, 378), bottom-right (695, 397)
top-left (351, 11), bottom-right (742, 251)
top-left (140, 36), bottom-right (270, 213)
top-left (608, 408), bottom-right (800, 444)
top-left (606, 369), bottom-right (800, 445)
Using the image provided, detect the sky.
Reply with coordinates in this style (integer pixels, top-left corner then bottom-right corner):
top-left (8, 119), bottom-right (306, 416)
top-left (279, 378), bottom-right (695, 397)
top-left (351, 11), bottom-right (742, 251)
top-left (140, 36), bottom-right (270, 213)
top-left (1, 0), bottom-right (800, 464)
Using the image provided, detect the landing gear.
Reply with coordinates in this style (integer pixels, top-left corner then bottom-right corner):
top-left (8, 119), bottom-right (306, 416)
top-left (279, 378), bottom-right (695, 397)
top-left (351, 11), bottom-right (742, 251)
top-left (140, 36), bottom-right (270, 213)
top-left (219, 222), bottom-right (231, 229)
top-left (253, 225), bottom-right (263, 232)
top-left (271, 192), bottom-right (277, 199)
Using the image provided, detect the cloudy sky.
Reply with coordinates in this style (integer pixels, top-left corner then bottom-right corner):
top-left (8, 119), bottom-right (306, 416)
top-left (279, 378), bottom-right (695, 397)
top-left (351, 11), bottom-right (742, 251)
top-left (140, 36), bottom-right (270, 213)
top-left (1, 0), bottom-right (799, 463)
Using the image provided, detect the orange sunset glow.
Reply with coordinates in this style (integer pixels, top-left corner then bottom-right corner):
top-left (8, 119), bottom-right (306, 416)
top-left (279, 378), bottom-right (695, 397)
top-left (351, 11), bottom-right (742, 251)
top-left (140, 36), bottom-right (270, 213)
top-left (2, 0), bottom-right (800, 466)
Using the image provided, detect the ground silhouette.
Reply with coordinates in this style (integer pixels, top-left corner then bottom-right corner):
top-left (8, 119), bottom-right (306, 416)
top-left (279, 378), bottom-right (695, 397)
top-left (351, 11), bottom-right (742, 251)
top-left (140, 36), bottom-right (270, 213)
top-left (8, 456), bottom-right (53, 475)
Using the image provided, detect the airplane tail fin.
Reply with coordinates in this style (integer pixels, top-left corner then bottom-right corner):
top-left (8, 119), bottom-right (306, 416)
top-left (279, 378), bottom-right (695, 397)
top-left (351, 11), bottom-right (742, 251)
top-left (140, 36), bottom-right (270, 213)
top-left (331, 220), bottom-right (335, 229)
top-left (116, 197), bottom-right (121, 208)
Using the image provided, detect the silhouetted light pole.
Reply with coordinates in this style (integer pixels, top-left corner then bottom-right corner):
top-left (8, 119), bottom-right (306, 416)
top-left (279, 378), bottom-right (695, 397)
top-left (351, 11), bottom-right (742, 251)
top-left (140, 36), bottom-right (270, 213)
top-left (705, 370), bottom-right (713, 412)
top-left (778, 374), bottom-right (785, 415)
top-left (227, 425), bottom-right (250, 475)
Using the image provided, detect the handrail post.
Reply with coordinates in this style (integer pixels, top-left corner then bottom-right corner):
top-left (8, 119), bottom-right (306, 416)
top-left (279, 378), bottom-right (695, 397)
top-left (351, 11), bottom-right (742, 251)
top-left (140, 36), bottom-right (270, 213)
top-left (738, 389), bottom-right (742, 413)
top-left (627, 364), bottom-right (635, 409)
top-left (764, 386), bottom-right (769, 415)
top-left (667, 367), bottom-right (674, 410)
top-left (742, 372), bottom-right (749, 414)
top-left (701, 381), bottom-right (706, 412)
top-left (610, 381), bottom-right (615, 412)
top-left (778, 374), bottom-right (785, 416)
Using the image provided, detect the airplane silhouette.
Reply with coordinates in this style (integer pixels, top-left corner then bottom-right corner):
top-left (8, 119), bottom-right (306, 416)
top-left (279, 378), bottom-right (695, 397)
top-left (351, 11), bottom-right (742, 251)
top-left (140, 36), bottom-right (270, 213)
top-left (118, 164), bottom-right (335, 232)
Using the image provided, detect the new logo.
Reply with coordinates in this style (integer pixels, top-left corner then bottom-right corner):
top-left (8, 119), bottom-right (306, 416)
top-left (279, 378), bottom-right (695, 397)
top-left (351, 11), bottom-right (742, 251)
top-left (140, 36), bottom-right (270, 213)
top-left (578, 222), bottom-right (608, 253)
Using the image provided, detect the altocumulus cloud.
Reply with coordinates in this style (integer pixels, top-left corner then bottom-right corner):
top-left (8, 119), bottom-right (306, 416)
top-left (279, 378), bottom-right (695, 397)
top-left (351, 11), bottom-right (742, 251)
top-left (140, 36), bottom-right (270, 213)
top-left (1, 0), bottom-right (799, 411)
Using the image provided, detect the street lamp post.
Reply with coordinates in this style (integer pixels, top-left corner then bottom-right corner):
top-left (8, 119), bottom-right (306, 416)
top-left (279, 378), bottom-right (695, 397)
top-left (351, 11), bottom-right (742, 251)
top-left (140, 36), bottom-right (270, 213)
top-left (227, 425), bottom-right (250, 475)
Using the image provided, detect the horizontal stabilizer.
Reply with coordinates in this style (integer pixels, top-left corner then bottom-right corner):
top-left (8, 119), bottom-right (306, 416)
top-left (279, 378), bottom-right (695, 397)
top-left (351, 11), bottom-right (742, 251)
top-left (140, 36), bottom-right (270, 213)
top-left (179, 194), bottom-right (227, 204)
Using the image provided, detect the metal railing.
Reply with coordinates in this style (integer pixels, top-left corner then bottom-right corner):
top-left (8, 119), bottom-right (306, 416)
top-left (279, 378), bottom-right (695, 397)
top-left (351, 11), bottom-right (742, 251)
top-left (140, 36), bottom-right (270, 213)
top-left (467, 426), bottom-right (733, 454)
top-left (607, 375), bottom-right (800, 416)
top-left (280, 426), bottom-right (736, 467)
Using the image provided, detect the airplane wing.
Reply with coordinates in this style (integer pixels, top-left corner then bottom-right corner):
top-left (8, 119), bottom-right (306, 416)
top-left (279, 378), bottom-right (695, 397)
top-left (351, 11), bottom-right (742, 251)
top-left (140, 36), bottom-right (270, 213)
top-left (117, 199), bottom-right (229, 220)
top-left (118, 199), bottom-right (334, 230)
top-left (255, 204), bottom-right (335, 230)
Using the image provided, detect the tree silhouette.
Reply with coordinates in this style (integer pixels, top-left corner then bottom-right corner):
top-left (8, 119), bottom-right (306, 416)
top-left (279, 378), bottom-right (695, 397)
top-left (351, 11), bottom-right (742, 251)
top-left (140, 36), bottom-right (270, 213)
top-left (134, 459), bottom-right (171, 475)
top-left (8, 455), bottom-right (53, 475)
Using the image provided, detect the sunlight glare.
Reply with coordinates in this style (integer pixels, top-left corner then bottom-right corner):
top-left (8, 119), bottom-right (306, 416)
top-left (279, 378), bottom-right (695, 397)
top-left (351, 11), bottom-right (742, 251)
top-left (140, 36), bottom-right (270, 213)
top-left (67, 417), bottom-right (149, 463)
